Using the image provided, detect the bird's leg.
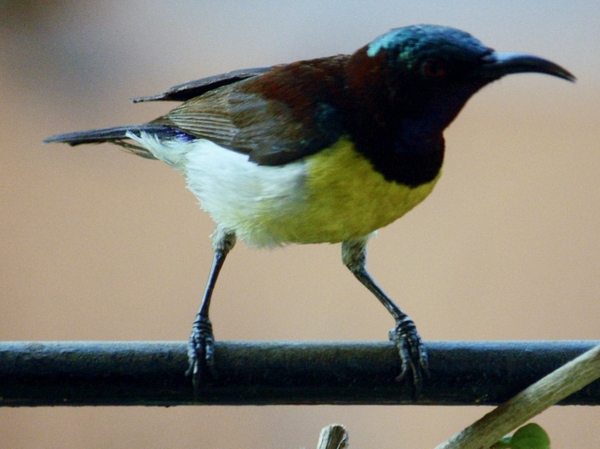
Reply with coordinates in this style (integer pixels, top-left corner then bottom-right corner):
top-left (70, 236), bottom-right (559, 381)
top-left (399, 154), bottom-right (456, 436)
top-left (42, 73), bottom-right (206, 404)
top-left (342, 236), bottom-right (428, 393)
top-left (186, 227), bottom-right (236, 389)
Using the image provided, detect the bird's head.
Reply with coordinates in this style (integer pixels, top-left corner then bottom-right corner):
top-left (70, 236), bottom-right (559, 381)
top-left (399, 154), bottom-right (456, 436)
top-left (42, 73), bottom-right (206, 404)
top-left (346, 25), bottom-right (574, 147)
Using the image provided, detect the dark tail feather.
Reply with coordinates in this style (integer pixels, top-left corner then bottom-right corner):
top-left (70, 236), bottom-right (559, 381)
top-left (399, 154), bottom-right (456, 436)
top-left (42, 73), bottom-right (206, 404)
top-left (43, 124), bottom-right (178, 159)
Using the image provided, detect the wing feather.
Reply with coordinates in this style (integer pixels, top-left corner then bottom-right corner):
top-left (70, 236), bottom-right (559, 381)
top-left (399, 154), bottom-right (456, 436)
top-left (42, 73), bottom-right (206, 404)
top-left (131, 66), bottom-right (277, 103)
top-left (151, 56), bottom-right (351, 166)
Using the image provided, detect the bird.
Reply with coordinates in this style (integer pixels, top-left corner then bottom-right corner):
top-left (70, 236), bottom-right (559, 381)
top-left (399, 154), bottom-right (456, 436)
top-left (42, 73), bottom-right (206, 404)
top-left (45, 24), bottom-right (574, 393)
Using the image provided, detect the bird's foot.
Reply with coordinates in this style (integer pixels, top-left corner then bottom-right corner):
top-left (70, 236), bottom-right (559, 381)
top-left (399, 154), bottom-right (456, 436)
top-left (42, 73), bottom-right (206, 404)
top-left (185, 316), bottom-right (217, 391)
top-left (388, 318), bottom-right (429, 396)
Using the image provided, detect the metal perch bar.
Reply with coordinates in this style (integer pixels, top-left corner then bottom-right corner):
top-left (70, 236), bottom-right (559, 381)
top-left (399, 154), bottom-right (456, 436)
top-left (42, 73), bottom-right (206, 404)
top-left (1, 340), bottom-right (599, 406)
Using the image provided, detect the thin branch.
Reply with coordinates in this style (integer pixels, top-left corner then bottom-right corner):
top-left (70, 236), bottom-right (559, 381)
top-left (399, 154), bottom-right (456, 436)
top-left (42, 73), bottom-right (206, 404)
top-left (435, 343), bottom-right (600, 449)
top-left (316, 424), bottom-right (349, 449)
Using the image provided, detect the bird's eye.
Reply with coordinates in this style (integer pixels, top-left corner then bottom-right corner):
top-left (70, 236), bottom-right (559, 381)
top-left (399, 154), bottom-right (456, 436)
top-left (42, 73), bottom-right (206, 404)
top-left (421, 59), bottom-right (447, 78)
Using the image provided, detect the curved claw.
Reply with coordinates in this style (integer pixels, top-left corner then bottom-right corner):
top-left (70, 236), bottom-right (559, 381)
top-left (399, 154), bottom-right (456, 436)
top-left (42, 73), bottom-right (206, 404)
top-left (388, 319), bottom-right (429, 396)
top-left (186, 316), bottom-right (217, 391)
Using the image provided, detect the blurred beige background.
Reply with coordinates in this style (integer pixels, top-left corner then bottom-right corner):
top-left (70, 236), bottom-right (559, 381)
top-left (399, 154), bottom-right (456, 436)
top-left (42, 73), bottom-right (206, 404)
top-left (1, 1), bottom-right (599, 448)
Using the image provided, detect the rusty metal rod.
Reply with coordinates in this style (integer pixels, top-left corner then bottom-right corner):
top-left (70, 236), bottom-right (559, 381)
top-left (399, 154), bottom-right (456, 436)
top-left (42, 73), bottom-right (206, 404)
top-left (1, 341), bottom-right (599, 406)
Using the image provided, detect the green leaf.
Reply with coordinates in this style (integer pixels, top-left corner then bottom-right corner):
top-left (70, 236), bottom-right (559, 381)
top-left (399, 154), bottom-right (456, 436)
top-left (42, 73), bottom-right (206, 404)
top-left (491, 423), bottom-right (550, 449)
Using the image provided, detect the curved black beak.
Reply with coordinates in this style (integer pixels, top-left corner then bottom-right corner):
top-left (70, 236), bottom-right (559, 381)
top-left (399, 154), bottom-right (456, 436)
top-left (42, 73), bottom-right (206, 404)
top-left (479, 52), bottom-right (575, 82)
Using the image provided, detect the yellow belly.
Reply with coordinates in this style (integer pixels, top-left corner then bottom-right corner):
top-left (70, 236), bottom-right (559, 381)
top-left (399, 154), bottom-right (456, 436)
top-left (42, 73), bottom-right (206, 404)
top-left (136, 132), bottom-right (439, 247)
top-left (254, 136), bottom-right (441, 244)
